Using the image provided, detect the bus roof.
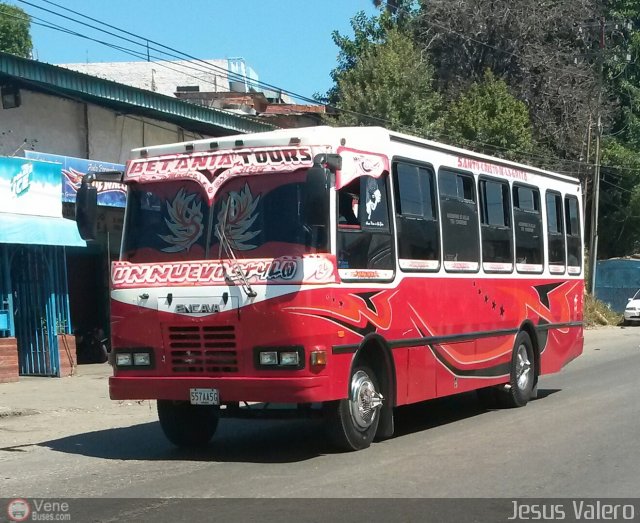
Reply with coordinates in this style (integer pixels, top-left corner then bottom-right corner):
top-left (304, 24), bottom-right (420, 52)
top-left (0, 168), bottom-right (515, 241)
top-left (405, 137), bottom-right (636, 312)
top-left (131, 126), bottom-right (580, 185)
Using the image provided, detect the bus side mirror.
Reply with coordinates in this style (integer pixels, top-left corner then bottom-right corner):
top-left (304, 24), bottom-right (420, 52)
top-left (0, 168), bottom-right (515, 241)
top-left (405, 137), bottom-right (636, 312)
top-left (76, 176), bottom-right (98, 240)
top-left (303, 164), bottom-right (329, 227)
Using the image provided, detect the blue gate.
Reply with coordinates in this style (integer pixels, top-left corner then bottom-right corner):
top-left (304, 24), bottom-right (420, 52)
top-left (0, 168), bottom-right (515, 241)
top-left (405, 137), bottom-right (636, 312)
top-left (9, 245), bottom-right (72, 376)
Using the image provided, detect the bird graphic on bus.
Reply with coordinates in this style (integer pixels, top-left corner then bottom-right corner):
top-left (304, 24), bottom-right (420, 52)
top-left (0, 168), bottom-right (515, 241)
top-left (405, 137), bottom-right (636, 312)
top-left (215, 183), bottom-right (261, 251)
top-left (159, 188), bottom-right (204, 252)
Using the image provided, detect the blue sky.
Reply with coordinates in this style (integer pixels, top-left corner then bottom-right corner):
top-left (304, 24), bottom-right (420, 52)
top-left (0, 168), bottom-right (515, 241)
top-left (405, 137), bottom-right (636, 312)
top-left (10, 0), bottom-right (379, 101)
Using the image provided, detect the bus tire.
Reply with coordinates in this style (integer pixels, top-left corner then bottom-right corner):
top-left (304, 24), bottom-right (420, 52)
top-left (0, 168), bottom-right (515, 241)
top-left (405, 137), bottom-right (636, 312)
top-left (502, 331), bottom-right (535, 408)
top-left (324, 365), bottom-right (383, 451)
top-left (157, 400), bottom-right (220, 448)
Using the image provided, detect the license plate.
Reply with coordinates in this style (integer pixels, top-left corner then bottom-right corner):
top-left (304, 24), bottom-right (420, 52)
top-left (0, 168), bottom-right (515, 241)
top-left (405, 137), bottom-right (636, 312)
top-left (189, 388), bottom-right (219, 405)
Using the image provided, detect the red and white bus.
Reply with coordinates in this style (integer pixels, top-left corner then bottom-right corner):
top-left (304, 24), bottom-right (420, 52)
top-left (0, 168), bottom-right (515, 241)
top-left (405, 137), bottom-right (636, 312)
top-left (77, 126), bottom-right (584, 451)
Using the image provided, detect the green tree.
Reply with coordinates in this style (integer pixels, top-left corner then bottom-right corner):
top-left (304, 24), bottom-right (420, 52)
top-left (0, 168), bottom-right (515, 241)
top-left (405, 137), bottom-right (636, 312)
top-left (589, 1), bottom-right (640, 257)
top-left (0, 2), bottom-right (32, 58)
top-left (324, 11), bottom-right (391, 105)
top-left (597, 140), bottom-right (640, 257)
top-left (412, 0), bottom-right (602, 167)
top-left (329, 14), bottom-right (441, 137)
top-left (441, 70), bottom-right (533, 160)
top-left (371, 0), bottom-right (415, 25)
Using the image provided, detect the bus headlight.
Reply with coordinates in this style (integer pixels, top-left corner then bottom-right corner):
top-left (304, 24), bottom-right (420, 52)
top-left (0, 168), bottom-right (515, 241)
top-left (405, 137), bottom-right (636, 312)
top-left (115, 349), bottom-right (154, 368)
top-left (133, 352), bottom-right (151, 366)
top-left (259, 351), bottom-right (278, 365)
top-left (254, 346), bottom-right (304, 370)
top-left (115, 353), bottom-right (132, 366)
top-left (279, 351), bottom-right (299, 366)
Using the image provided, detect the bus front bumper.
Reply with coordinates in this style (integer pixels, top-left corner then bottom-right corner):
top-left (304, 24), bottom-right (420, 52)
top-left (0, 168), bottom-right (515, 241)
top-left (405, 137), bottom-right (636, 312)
top-left (109, 375), bottom-right (336, 403)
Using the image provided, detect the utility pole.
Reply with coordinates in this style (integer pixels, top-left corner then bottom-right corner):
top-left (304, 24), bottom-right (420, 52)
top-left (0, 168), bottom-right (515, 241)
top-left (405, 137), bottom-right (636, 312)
top-left (582, 114), bottom-right (592, 217)
top-left (589, 114), bottom-right (602, 294)
top-left (587, 18), bottom-right (605, 295)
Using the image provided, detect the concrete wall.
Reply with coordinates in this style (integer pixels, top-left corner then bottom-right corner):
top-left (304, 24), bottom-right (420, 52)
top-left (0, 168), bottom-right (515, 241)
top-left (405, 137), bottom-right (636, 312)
top-left (0, 89), bottom-right (203, 163)
top-left (0, 90), bottom-right (86, 158)
top-left (0, 87), bottom-right (210, 377)
top-left (60, 59), bottom-right (230, 98)
top-left (85, 104), bottom-right (201, 163)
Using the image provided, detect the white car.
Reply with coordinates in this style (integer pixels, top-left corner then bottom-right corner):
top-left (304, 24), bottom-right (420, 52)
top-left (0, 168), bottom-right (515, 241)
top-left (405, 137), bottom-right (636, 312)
top-left (623, 290), bottom-right (640, 325)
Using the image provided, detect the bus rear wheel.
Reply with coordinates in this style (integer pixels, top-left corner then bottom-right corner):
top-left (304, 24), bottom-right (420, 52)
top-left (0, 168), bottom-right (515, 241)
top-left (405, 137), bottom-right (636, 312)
top-left (502, 331), bottom-right (535, 408)
top-left (324, 365), bottom-right (383, 451)
top-left (477, 331), bottom-right (535, 409)
top-left (157, 400), bottom-right (220, 448)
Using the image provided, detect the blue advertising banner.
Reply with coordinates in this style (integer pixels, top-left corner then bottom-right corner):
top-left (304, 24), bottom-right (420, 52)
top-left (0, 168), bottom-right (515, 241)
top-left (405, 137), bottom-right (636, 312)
top-left (0, 156), bottom-right (63, 218)
top-left (25, 151), bottom-right (126, 208)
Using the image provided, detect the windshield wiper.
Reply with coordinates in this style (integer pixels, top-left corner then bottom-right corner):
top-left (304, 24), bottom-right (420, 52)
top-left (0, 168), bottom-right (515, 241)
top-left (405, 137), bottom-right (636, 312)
top-left (216, 202), bottom-right (257, 298)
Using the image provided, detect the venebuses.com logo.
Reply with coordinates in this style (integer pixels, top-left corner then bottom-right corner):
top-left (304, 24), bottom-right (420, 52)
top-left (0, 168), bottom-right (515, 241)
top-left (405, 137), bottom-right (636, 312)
top-left (7, 499), bottom-right (30, 522)
top-left (6, 498), bottom-right (71, 521)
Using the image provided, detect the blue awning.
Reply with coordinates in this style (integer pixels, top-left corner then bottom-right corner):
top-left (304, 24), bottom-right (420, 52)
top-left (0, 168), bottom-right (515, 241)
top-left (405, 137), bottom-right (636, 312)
top-left (0, 213), bottom-right (86, 247)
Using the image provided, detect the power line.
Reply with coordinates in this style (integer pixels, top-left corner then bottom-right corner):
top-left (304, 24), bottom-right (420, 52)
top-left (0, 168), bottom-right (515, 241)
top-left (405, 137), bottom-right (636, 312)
top-left (18, 18), bottom-right (640, 179)
top-left (12, 4), bottom-right (421, 143)
top-left (15, 1), bottom-right (244, 92)
top-left (17, 3), bottom-right (579, 137)
top-left (600, 176), bottom-right (639, 196)
top-left (18, 0), bottom-right (323, 105)
top-left (2, 8), bottom-right (267, 112)
top-left (15, 2), bottom-right (520, 155)
top-left (18, 13), bottom-right (248, 98)
top-left (5, 0), bottom-right (636, 197)
top-left (20, 17), bottom-right (592, 173)
top-left (13, 0), bottom-right (639, 178)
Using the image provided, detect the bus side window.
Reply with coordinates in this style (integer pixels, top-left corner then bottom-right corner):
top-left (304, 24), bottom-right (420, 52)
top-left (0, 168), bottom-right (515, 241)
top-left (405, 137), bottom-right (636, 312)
top-left (546, 191), bottom-right (566, 272)
top-left (479, 178), bottom-right (513, 272)
top-left (513, 184), bottom-right (543, 273)
top-left (393, 161), bottom-right (440, 271)
top-left (565, 195), bottom-right (581, 274)
top-left (438, 168), bottom-right (480, 272)
top-left (338, 188), bottom-right (360, 227)
top-left (337, 176), bottom-right (394, 272)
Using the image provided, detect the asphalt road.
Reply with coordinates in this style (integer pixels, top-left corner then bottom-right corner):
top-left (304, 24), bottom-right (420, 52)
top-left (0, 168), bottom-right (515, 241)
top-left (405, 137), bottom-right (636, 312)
top-left (0, 327), bottom-right (638, 520)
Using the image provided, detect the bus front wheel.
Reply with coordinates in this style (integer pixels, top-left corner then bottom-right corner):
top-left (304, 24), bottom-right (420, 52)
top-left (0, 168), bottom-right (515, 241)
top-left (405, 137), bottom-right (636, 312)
top-left (324, 365), bottom-right (383, 451)
top-left (157, 400), bottom-right (220, 448)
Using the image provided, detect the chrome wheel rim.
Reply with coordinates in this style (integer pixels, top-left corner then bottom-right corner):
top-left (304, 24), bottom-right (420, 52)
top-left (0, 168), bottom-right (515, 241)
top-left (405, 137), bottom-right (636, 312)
top-left (348, 370), bottom-right (383, 430)
top-left (516, 343), bottom-right (532, 391)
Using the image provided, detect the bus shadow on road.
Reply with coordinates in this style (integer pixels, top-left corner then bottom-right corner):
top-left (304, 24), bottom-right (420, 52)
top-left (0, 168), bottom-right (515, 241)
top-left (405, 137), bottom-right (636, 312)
top-left (39, 388), bottom-right (562, 463)
top-left (535, 388), bottom-right (561, 400)
top-left (392, 392), bottom-right (485, 438)
top-left (39, 417), bottom-right (329, 464)
top-left (391, 388), bottom-right (562, 438)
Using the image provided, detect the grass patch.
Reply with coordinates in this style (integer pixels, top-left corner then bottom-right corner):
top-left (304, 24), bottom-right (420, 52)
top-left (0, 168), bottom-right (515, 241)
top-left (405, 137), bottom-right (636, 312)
top-left (584, 293), bottom-right (623, 327)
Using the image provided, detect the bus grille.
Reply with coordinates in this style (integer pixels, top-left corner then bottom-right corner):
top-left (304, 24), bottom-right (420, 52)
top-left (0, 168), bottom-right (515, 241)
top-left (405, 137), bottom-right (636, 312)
top-left (166, 325), bottom-right (238, 374)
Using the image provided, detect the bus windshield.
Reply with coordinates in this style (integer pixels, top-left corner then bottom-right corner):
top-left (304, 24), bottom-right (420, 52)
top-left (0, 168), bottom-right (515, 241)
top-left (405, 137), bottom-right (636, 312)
top-left (122, 171), bottom-right (328, 263)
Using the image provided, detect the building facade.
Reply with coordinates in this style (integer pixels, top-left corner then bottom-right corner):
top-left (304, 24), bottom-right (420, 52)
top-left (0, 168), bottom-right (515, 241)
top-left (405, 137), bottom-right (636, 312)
top-left (0, 51), bottom-right (277, 379)
top-left (0, 156), bottom-right (85, 378)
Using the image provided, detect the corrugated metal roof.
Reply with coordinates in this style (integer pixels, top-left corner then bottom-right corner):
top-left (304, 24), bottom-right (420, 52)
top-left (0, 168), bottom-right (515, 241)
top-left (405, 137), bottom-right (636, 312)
top-left (0, 52), bottom-right (278, 136)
